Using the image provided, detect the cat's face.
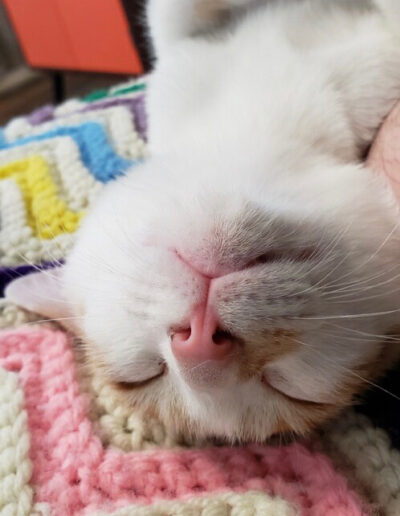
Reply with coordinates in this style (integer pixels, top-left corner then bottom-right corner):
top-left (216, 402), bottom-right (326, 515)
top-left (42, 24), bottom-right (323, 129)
top-left (10, 153), bottom-right (400, 441)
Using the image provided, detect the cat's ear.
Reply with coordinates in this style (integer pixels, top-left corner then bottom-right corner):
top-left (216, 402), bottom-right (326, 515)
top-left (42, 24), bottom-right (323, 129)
top-left (367, 100), bottom-right (400, 201)
top-left (5, 268), bottom-right (79, 333)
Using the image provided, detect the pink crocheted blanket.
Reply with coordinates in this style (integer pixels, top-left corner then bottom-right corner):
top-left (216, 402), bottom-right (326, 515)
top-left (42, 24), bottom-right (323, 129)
top-left (0, 323), bottom-right (391, 516)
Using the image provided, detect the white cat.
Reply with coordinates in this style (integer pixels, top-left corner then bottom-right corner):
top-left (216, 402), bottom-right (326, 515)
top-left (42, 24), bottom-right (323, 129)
top-left (8, 0), bottom-right (400, 441)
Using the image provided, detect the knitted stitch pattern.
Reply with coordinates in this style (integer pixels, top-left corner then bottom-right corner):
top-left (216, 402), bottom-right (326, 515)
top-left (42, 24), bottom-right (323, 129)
top-left (1, 80), bottom-right (400, 515)
top-left (0, 78), bottom-right (146, 273)
top-left (0, 325), bottom-right (367, 516)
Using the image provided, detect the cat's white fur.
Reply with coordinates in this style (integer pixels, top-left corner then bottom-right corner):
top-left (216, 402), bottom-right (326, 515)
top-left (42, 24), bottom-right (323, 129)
top-left (7, 0), bottom-right (400, 440)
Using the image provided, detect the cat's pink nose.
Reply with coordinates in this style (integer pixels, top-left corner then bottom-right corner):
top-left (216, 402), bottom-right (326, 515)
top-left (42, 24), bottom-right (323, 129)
top-left (171, 305), bottom-right (233, 362)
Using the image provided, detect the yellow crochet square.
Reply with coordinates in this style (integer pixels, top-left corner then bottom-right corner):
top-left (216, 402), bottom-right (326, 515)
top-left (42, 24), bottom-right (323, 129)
top-left (0, 156), bottom-right (83, 239)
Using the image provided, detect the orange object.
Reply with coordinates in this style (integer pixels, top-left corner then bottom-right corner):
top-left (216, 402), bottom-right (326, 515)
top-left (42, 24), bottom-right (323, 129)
top-left (3, 0), bottom-right (143, 75)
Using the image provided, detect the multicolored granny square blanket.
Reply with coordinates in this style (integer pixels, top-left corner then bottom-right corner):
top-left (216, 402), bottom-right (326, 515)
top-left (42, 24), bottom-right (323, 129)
top-left (1, 78), bottom-right (400, 516)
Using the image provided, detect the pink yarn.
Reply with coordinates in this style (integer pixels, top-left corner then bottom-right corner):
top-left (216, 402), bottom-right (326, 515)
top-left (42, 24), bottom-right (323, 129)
top-left (0, 327), bottom-right (368, 515)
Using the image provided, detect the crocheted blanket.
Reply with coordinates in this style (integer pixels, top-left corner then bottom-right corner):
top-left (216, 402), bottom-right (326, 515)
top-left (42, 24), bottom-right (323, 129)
top-left (0, 79), bottom-right (399, 516)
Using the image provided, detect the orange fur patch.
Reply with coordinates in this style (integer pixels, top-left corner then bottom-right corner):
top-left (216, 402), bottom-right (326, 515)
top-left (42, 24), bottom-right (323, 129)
top-left (239, 329), bottom-right (299, 379)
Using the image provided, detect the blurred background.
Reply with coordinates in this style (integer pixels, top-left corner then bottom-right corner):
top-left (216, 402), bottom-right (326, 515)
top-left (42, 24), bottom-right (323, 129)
top-left (0, 0), bottom-right (151, 124)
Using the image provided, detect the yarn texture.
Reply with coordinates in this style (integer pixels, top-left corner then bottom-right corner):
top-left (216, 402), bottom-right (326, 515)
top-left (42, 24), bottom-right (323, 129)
top-left (0, 325), bottom-right (367, 516)
top-left (0, 79), bottom-right (399, 515)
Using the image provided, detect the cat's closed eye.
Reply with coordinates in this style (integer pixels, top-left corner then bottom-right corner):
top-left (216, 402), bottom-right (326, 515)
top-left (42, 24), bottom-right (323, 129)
top-left (113, 362), bottom-right (167, 390)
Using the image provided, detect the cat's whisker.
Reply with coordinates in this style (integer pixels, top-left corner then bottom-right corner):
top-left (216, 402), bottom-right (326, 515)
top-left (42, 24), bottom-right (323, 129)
top-left (324, 322), bottom-right (400, 342)
top-left (25, 213), bottom-right (153, 288)
top-left (327, 284), bottom-right (400, 304)
top-left (349, 220), bottom-right (398, 271)
top-left (97, 206), bottom-right (175, 284)
top-left (292, 222), bottom-right (354, 297)
top-left (324, 257), bottom-right (400, 293)
top-left (291, 306), bottom-right (400, 320)
top-left (301, 221), bottom-right (400, 301)
top-left (315, 327), bottom-right (390, 343)
top-left (291, 336), bottom-right (400, 402)
top-left (12, 254), bottom-right (119, 305)
top-left (323, 221), bottom-right (400, 291)
top-left (308, 327), bottom-right (400, 347)
top-left (182, 359), bottom-right (214, 374)
top-left (11, 315), bottom-right (87, 327)
top-left (322, 264), bottom-right (400, 299)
